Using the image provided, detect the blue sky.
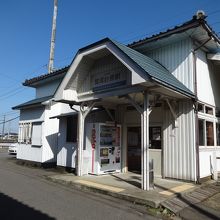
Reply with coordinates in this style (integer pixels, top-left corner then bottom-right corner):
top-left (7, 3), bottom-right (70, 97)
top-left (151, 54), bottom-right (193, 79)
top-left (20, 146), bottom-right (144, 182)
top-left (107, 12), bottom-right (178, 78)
top-left (0, 0), bottom-right (219, 132)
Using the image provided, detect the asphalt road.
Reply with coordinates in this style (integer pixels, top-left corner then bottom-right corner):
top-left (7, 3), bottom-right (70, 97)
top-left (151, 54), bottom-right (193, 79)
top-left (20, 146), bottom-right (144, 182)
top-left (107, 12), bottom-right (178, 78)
top-left (0, 149), bottom-right (158, 220)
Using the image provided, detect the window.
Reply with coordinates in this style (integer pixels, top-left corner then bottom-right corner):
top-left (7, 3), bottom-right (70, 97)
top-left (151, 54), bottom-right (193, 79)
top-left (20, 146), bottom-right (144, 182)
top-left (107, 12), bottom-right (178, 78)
top-left (149, 127), bottom-right (161, 149)
top-left (199, 119), bottom-right (205, 146)
top-left (217, 123), bottom-right (220, 146)
top-left (198, 104), bottom-right (204, 113)
top-left (198, 103), bottom-right (214, 115)
top-left (18, 122), bottom-right (32, 144)
top-left (66, 116), bottom-right (77, 142)
top-left (18, 122), bottom-right (42, 145)
top-left (206, 121), bottom-right (214, 146)
top-left (198, 103), bottom-right (216, 147)
top-left (198, 119), bottom-right (214, 146)
top-left (31, 122), bottom-right (42, 146)
top-left (205, 106), bottom-right (213, 115)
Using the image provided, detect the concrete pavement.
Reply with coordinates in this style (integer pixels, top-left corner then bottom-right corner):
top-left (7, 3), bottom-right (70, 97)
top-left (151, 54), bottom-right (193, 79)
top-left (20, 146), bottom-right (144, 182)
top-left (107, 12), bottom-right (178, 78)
top-left (0, 149), bottom-right (158, 220)
top-left (2, 147), bottom-right (220, 219)
top-left (46, 172), bottom-right (196, 208)
top-left (46, 171), bottom-right (220, 219)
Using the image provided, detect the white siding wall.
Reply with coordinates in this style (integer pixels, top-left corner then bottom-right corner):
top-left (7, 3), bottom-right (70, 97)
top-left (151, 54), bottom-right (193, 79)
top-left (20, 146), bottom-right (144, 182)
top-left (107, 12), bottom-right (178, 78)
top-left (20, 107), bottom-right (45, 121)
top-left (41, 103), bottom-right (61, 163)
top-left (57, 110), bottom-right (110, 168)
top-left (163, 100), bottom-right (196, 181)
top-left (212, 65), bottom-right (220, 108)
top-left (36, 79), bottom-right (61, 98)
top-left (17, 144), bottom-right (43, 162)
top-left (196, 50), bottom-right (220, 178)
top-left (196, 50), bottom-right (220, 107)
top-left (199, 148), bottom-right (214, 178)
top-left (196, 49), bottom-right (215, 106)
top-left (199, 148), bottom-right (220, 179)
top-left (17, 107), bottom-right (45, 162)
top-left (57, 117), bottom-right (77, 168)
top-left (18, 101), bottom-right (74, 164)
top-left (144, 39), bottom-right (194, 92)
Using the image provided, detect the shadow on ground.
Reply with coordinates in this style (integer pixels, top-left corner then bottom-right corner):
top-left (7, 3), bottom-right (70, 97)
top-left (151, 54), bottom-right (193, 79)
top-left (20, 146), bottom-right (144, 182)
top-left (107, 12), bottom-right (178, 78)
top-left (0, 192), bottom-right (55, 220)
top-left (155, 183), bottom-right (220, 220)
top-left (110, 174), bottom-right (141, 188)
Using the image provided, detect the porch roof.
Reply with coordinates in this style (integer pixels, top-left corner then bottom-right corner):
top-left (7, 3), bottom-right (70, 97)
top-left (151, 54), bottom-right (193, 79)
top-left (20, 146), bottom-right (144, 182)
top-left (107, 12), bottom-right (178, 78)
top-left (74, 38), bottom-right (195, 99)
top-left (12, 95), bottom-right (53, 110)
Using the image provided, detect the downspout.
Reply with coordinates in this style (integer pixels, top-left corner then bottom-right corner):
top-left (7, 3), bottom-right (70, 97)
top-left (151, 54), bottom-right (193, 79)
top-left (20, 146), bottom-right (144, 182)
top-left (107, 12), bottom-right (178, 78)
top-left (192, 36), bottom-right (211, 184)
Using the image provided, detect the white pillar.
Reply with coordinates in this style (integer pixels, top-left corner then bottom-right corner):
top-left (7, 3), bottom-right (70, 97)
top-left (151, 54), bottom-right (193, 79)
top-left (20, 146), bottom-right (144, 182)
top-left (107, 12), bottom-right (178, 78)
top-left (77, 110), bottom-right (84, 176)
top-left (213, 120), bottom-right (217, 180)
top-left (141, 91), bottom-right (149, 190)
top-left (76, 102), bottom-right (95, 176)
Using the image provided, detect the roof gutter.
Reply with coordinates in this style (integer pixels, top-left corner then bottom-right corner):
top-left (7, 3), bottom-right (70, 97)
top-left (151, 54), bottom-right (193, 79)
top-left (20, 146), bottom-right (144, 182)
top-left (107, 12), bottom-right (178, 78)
top-left (201, 22), bottom-right (220, 45)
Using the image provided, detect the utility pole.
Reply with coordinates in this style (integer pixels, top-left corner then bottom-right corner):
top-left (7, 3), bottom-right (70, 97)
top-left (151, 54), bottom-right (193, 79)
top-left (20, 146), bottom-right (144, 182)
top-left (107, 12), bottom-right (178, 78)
top-left (2, 115), bottom-right (5, 139)
top-left (7, 121), bottom-right (10, 139)
top-left (48, 0), bottom-right (58, 73)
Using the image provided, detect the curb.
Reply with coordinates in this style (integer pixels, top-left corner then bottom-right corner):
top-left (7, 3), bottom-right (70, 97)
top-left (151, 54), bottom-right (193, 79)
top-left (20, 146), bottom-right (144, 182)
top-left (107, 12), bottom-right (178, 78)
top-left (46, 176), bottom-right (160, 208)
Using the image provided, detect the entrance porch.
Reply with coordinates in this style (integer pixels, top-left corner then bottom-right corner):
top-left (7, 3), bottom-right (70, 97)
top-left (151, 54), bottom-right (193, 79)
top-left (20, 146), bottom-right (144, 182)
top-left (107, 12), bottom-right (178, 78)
top-left (54, 38), bottom-right (196, 190)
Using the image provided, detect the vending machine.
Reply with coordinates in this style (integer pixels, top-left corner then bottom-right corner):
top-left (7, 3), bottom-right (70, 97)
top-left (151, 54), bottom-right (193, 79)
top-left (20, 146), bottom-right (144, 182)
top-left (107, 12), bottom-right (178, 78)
top-left (85, 123), bottom-right (121, 175)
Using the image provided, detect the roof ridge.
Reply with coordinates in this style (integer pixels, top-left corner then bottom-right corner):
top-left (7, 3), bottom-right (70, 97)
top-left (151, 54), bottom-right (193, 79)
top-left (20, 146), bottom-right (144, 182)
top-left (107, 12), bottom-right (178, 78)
top-left (127, 16), bottom-right (211, 48)
top-left (23, 65), bottom-right (70, 86)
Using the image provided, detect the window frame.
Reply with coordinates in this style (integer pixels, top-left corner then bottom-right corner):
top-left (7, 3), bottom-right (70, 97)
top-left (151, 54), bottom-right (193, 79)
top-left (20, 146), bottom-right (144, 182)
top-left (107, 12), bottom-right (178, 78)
top-left (198, 102), bottom-right (217, 147)
top-left (18, 122), bottom-right (32, 144)
top-left (149, 126), bottom-right (162, 149)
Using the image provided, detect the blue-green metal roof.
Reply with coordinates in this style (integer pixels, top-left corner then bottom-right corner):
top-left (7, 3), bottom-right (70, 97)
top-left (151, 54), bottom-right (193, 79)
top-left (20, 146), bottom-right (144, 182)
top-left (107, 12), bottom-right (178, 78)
top-left (110, 39), bottom-right (194, 98)
top-left (12, 95), bottom-right (53, 110)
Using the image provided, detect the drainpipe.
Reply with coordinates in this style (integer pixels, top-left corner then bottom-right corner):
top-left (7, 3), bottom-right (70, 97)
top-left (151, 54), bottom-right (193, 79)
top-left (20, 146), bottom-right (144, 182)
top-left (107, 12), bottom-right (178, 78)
top-left (192, 36), bottom-right (211, 184)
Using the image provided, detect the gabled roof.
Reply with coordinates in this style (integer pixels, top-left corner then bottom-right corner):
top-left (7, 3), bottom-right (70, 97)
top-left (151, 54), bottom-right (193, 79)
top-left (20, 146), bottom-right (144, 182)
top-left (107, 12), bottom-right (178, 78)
top-left (23, 66), bottom-right (70, 87)
top-left (55, 37), bottom-right (194, 101)
top-left (12, 95), bottom-right (53, 110)
top-left (128, 15), bottom-right (220, 48)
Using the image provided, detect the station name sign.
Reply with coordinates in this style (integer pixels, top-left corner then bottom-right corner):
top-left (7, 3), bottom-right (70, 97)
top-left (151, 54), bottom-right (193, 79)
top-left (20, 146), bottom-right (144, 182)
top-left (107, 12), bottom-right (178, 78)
top-left (92, 72), bottom-right (126, 92)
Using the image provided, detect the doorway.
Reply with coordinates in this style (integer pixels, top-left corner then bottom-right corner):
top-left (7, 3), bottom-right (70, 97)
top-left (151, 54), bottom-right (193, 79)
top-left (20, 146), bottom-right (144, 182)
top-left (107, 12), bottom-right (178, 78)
top-left (127, 126), bottom-right (162, 176)
top-left (127, 127), bottom-right (141, 173)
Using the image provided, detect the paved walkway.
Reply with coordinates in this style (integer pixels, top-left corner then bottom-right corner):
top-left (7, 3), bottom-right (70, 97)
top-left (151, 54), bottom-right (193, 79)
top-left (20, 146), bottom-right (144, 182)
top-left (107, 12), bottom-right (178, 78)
top-left (47, 172), bottom-right (197, 208)
top-left (162, 182), bottom-right (220, 215)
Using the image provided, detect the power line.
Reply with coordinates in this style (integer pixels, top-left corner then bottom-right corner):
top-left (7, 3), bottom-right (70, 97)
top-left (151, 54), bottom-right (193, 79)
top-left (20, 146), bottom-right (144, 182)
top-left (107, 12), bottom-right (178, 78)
top-left (0, 88), bottom-right (25, 101)
top-left (0, 116), bottom-right (19, 125)
top-left (208, 9), bottom-right (220, 16)
top-left (0, 112), bottom-right (19, 118)
top-left (113, 8), bottom-right (220, 44)
top-left (0, 86), bottom-right (23, 97)
top-left (0, 72), bottom-right (21, 83)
